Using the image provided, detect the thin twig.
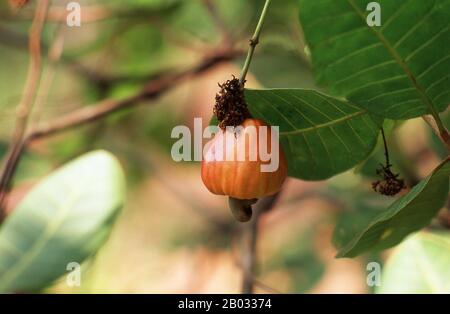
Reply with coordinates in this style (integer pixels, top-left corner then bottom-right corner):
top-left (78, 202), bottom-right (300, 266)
top-left (0, 0), bottom-right (50, 217)
top-left (26, 49), bottom-right (239, 141)
top-left (241, 192), bottom-right (281, 294)
top-left (380, 127), bottom-right (390, 166)
top-left (239, 0), bottom-right (271, 83)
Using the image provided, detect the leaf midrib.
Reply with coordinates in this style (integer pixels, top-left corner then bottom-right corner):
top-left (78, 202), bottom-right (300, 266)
top-left (279, 110), bottom-right (366, 136)
top-left (346, 0), bottom-right (440, 118)
top-left (0, 191), bottom-right (79, 292)
top-left (337, 173), bottom-right (434, 257)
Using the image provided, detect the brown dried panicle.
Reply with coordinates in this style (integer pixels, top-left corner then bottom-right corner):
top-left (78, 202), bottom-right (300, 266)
top-left (372, 163), bottom-right (406, 196)
top-left (214, 76), bottom-right (251, 130)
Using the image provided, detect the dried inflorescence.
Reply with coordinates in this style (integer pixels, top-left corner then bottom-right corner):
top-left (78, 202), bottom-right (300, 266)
top-left (214, 76), bottom-right (251, 130)
top-left (372, 164), bottom-right (406, 196)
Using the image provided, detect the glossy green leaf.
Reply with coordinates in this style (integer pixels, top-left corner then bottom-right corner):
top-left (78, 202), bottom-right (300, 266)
top-left (299, 0), bottom-right (450, 119)
top-left (337, 157), bottom-right (450, 258)
top-left (377, 231), bottom-right (450, 293)
top-left (245, 88), bottom-right (383, 180)
top-left (0, 150), bottom-right (126, 293)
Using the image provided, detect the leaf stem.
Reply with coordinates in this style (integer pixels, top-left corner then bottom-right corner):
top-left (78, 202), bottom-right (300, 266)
top-left (239, 0), bottom-right (271, 84)
top-left (429, 110), bottom-right (447, 139)
top-left (423, 115), bottom-right (450, 152)
top-left (380, 127), bottom-right (390, 166)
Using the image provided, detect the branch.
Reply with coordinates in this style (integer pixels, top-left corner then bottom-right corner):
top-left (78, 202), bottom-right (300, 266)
top-left (241, 192), bottom-right (281, 294)
top-left (0, 47), bottom-right (239, 220)
top-left (0, 0), bottom-right (50, 218)
top-left (26, 48), bottom-right (239, 141)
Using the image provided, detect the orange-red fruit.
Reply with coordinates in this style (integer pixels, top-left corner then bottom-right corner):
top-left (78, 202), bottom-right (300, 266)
top-left (201, 119), bottom-right (287, 200)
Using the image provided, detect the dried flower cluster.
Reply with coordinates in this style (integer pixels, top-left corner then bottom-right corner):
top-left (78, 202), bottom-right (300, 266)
top-left (214, 76), bottom-right (251, 130)
top-left (372, 164), bottom-right (406, 196)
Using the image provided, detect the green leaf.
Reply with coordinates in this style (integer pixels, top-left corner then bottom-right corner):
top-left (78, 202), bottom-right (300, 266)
top-left (249, 49), bottom-right (316, 88)
top-left (337, 157), bottom-right (450, 258)
top-left (332, 191), bottom-right (390, 250)
top-left (245, 88), bottom-right (383, 180)
top-left (377, 231), bottom-right (450, 293)
top-left (0, 150), bottom-right (126, 293)
top-left (298, 0), bottom-right (450, 119)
